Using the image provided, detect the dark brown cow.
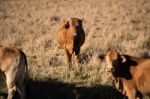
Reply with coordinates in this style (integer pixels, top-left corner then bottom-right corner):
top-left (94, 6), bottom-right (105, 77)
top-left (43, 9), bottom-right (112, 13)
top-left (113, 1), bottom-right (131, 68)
top-left (57, 18), bottom-right (85, 68)
top-left (100, 50), bottom-right (150, 99)
top-left (0, 47), bottom-right (28, 99)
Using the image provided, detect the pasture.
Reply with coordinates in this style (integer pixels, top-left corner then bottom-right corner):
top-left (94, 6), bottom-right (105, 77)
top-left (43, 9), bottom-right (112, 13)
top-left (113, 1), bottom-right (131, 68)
top-left (0, 0), bottom-right (150, 99)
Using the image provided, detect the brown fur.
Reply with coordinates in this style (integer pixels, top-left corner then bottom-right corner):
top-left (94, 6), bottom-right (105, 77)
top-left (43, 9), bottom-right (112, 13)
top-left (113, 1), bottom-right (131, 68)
top-left (0, 47), bottom-right (28, 99)
top-left (102, 50), bottom-right (150, 99)
top-left (57, 18), bottom-right (85, 68)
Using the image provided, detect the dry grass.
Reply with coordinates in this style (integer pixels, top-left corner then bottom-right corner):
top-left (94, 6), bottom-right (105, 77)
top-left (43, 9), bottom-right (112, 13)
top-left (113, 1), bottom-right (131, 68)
top-left (0, 0), bottom-right (150, 99)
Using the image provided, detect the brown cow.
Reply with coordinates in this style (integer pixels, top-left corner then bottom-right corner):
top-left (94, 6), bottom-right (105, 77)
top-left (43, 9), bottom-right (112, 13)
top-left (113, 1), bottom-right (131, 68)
top-left (0, 47), bottom-right (28, 99)
top-left (57, 18), bottom-right (85, 68)
top-left (100, 50), bottom-right (150, 99)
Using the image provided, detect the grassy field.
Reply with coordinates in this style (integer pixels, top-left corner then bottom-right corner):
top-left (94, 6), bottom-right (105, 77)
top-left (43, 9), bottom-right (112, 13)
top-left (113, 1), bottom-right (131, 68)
top-left (0, 0), bottom-right (150, 99)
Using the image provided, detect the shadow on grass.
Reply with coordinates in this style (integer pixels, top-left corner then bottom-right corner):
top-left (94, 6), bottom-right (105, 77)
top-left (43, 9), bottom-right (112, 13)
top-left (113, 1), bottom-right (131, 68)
top-left (0, 78), bottom-right (125, 99)
top-left (26, 78), bottom-right (125, 99)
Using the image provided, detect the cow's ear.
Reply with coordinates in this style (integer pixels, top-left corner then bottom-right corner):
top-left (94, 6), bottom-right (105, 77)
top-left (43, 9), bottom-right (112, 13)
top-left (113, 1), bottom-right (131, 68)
top-left (64, 20), bottom-right (70, 29)
top-left (121, 55), bottom-right (126, 63)
top-left (60, 19), bottom-right (66, 29)
top-left (80, 18), bottom-right (84, 22)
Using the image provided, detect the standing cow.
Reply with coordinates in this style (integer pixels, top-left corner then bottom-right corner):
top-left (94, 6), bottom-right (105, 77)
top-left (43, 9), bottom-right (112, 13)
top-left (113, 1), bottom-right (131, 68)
top-left (99, 50), bottom-right (150, 99)
top-left (0, 47), bottom-right (28, 99)
top-left (57, 18), bottom-right (85, 68)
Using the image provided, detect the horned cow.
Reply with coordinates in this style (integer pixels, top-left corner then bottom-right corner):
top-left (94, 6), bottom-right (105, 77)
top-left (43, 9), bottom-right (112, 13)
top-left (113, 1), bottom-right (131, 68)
top-left (100, 50), bottom-right (150, 99)
top-left (57, 18), bottom-right (85, 68)
top-left (0, 47), bottom-right (28, 99)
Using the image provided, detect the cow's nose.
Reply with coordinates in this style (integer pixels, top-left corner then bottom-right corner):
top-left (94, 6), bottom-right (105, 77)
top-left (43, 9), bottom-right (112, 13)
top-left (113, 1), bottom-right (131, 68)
top-left (72, 36), bottom-right (75, 38)
top-left (72, 33), bottom-right (77, 38)
top-left (68, 49), bottom-right (73, 54)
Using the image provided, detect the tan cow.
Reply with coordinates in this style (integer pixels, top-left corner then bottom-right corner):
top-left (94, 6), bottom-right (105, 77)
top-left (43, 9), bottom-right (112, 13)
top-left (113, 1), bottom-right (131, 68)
top-left (0, 47), bottom-right (28, 99)
top-left (100, 50), bottom-right (150, 99)
top-left (57, 18), bottom-right (85, 68)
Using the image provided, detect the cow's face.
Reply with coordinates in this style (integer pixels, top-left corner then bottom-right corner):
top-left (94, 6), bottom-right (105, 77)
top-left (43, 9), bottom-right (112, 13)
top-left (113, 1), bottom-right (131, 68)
top-left (105, 50), bottom-right (126, 73)
top-left (64, 18), bottom-right (83, 37)
top-left (105, 50), bottom-right (119, 72)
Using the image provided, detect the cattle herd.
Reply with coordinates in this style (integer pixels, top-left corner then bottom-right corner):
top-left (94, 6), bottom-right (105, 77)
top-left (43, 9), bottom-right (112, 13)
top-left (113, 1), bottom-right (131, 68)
top-left (0, 17), bottom-right (150, 99)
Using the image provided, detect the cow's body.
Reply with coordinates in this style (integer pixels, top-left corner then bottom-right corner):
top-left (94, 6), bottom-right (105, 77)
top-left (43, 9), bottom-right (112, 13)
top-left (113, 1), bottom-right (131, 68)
top-left (0, 47), bottom-right (27, 99)
top-left (104, 50), bottom-right (150, 99)
top-left (57, 18), bottom-right (85, 68)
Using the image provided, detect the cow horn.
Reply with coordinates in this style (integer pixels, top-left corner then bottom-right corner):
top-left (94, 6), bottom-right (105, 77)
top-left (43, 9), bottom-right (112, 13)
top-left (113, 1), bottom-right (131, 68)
top-left (80, 18), bottom-right (84, 22)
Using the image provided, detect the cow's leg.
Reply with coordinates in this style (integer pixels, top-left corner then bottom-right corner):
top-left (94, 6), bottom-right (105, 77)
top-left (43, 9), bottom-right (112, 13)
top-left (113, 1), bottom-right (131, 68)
top-left (114, 78), bottom-right (125, 94)
top-left (5, 72), bottom-right (17, 99)
top-left (136, 91), bottom-right (143, 99)
top-left (17, 77), bottom-right (25, 99)
top-left (126, 89), bottom-right (136, 99)
top-left (73, 48), bottom-right (80, 69)
top-left (7, 86), bottom-right (16, 99)
top-left (64, 49), bottom-right (72, 68)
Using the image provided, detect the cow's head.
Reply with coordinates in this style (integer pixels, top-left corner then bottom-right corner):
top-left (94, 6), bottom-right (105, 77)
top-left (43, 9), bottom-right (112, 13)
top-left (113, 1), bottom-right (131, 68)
top-left (63, 18), bottom-right (83, 37)
top-left (106, 50), bottom-right (126, 72)
top-left (99, 50), bottom-right (126, 73)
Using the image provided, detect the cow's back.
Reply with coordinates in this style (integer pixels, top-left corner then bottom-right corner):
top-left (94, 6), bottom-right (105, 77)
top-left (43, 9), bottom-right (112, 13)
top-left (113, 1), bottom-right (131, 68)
top-left (122, 57), bottom-right (150, 96)
top-left (134, 60), bottom-right (150, 95)
top-left (0, 47), bottom-right (20, 72)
